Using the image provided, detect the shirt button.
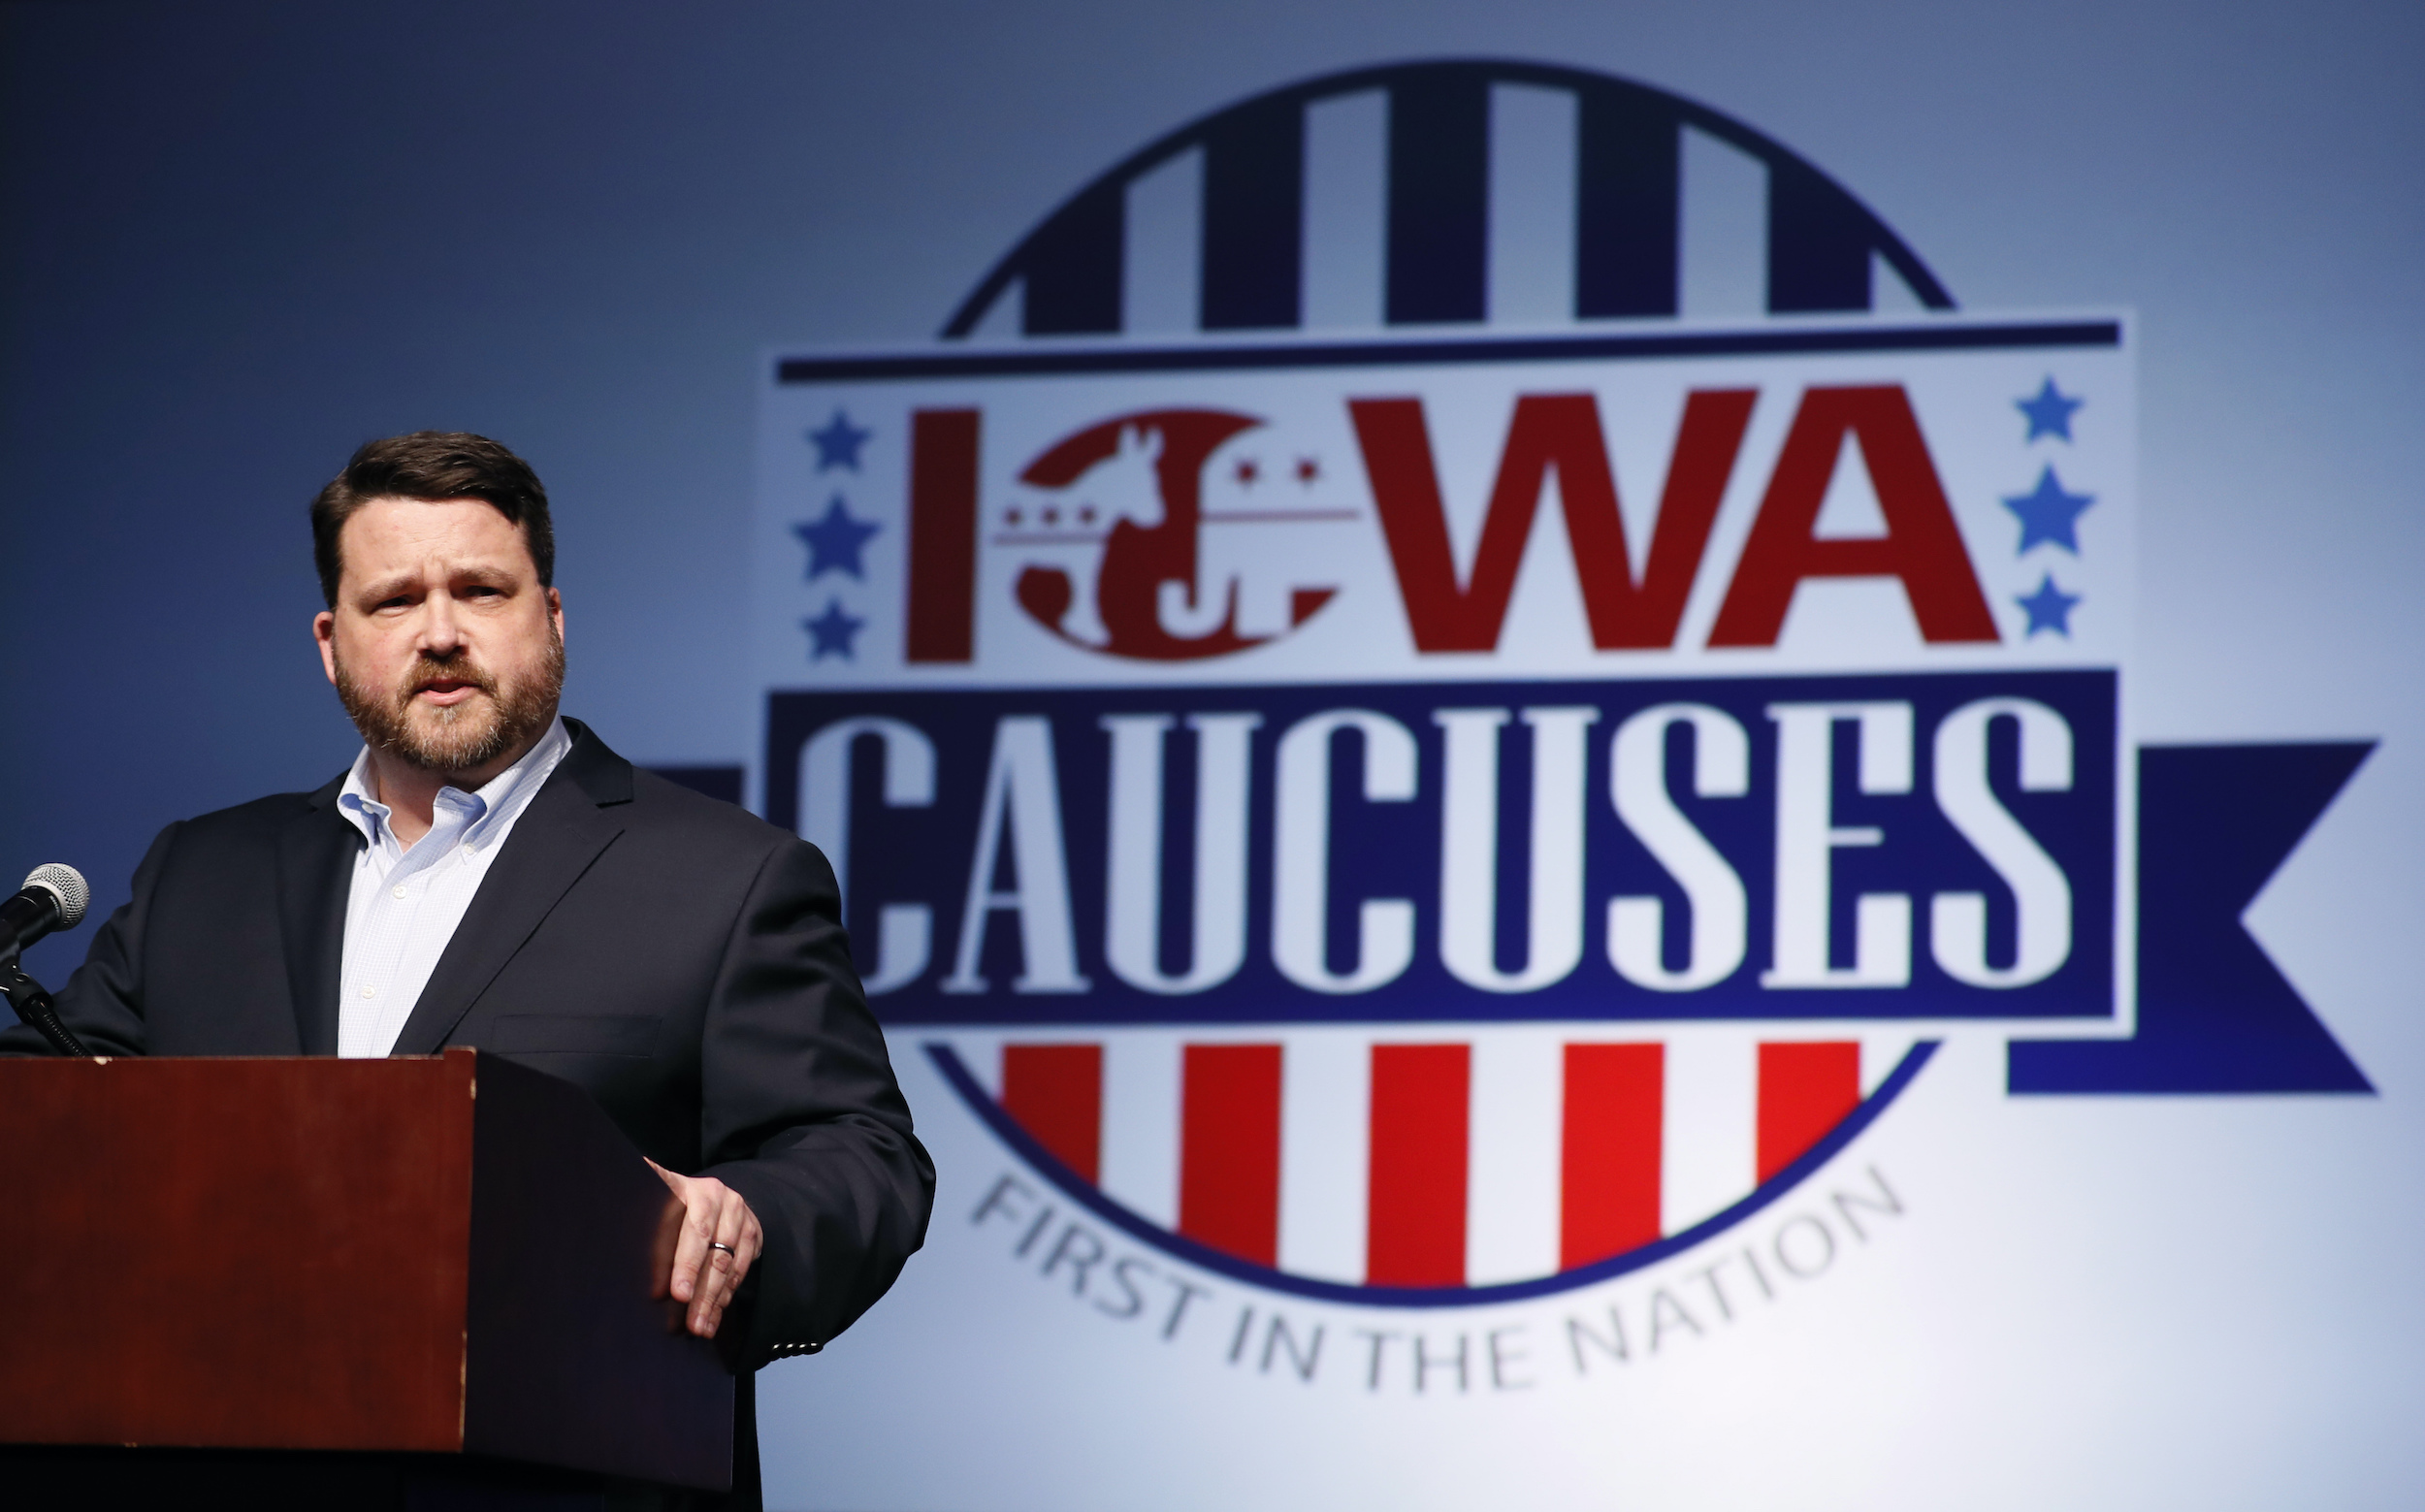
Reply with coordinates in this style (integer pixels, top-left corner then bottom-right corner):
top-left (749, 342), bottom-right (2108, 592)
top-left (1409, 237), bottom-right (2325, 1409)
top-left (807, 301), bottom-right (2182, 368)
top-left (463, 842), bottom-right (477, 855)
top-left (360, 984), bottom-right (377, 998)
top-left (392, 885), bottom-right (407, 899)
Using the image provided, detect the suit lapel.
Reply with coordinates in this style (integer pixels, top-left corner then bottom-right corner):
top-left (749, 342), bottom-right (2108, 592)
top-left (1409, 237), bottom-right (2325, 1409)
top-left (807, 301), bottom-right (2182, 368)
top-left (388, 723), bottom-right (631, 1056)
top-left (276, 775), bottom-right (360, 1057)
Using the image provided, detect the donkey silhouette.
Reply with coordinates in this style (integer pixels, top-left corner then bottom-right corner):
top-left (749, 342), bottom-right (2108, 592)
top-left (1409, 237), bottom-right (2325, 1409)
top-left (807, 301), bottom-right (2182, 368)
top-left (1011, 410), bottom-right (1264, 660)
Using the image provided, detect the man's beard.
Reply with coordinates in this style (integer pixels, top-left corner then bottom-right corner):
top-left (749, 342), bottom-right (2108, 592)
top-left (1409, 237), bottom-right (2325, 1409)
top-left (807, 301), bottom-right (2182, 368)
top-left (334, 628), bottom-right (566, 778)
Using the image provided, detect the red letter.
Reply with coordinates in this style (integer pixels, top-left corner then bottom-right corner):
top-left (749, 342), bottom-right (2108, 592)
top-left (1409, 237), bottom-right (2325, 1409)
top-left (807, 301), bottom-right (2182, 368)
top-left (906, 408), bottom-right (980, 662)
top-left (1707, 386), bottom-right (1997, 647)
top-left (1349, 391), bottom-right (1755, 653)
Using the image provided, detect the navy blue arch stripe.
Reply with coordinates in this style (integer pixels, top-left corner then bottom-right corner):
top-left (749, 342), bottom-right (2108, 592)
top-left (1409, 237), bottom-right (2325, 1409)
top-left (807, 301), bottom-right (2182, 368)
top-left (1575, 86), bottom-right (1680, 318)
top-left (1384, 66), bottom-right (1491, 325)
top-left (1768, 158), bottom-right (1874, 313)
top-left (1200, 96), bottom-right (1305, 331)
top-left (942, 59), bottom-right (1956, 339)
top-left (932, 1038), bottom-right (1939, 1307)
top-left (1019, 179), bottom-right (1123, 336)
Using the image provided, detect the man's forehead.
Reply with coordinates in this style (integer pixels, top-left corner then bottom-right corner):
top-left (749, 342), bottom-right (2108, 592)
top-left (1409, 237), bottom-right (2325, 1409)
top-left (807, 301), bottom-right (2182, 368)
top-left (342, 496), bottom-right (533, 570)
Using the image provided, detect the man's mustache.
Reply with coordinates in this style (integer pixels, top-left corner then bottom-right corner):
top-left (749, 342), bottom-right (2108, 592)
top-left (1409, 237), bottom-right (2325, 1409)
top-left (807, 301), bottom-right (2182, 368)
top-left (395, 658), bottom-right (497, 707)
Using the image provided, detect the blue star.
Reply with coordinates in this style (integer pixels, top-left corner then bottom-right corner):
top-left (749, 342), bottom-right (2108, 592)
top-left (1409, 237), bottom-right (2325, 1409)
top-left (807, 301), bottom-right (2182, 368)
top-left (792, 496), bottom-right (881, 580)
top-left (808, 409), bottom-right (872, 470)
top-left (2002, 466), bottom-right (2096, 554)
top-left (2017, 377), bottom-right (2084, 442)
top-left (2016, 574), bottom-right (2083, 637)
top-left (803, 599), bottom-right (865, 660)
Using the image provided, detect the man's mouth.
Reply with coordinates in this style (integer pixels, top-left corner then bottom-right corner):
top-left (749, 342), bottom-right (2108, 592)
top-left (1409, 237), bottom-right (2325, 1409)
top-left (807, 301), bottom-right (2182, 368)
top-left (411, 677), bottom-right (485, 707)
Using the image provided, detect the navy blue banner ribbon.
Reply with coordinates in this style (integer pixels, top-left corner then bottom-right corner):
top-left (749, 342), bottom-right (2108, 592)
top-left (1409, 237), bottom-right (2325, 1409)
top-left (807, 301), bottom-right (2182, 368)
top-left (2009, 743), bottom-right (2375, 1095)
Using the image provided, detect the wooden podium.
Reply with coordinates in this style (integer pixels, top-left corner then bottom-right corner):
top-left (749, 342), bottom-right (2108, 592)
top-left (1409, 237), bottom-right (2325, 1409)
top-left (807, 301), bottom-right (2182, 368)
top-left (0, 1048), bottom-right (735, 1507)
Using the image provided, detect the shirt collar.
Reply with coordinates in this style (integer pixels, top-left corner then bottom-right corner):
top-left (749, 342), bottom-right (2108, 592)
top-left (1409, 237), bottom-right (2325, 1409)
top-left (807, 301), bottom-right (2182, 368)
top-left (335, 717), bottom-right (572, 853)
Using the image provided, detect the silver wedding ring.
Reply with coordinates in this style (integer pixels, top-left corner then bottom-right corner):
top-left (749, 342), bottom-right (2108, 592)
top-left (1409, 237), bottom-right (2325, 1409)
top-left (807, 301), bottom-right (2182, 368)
top-left (708, 1241), bottom-right (737, 1256)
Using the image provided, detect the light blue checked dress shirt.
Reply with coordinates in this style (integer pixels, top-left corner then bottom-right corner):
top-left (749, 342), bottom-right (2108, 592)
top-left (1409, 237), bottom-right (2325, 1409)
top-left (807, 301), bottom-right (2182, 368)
top-left (333, 717), bottom-right (572, 1058)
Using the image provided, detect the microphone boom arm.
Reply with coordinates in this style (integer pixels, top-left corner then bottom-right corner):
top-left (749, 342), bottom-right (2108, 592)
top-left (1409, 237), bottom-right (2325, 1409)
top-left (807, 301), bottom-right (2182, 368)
top-left (0, 954), bottom-right (93, 1057)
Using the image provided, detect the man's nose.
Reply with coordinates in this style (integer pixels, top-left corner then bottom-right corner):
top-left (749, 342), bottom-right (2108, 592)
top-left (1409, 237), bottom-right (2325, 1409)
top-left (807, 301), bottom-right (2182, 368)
top-left (418, 592), bottom-right (466, 653)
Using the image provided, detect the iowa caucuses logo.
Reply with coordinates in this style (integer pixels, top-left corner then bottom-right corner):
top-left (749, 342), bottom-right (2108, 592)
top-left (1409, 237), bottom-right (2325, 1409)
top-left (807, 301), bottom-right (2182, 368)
top-left (752, 61), bottom-right (2372, 1332)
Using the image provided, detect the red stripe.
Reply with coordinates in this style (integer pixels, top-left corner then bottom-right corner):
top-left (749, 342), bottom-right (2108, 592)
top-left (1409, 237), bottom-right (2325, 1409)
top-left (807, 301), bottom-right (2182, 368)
top-left (1559, 1043), bottom-right (1664, 1269)
top-left (906, 408), bottom-right (979, 663)
top-left (1756, 1041), bottom-right (1860, 1183)
top-left (1178, 1044), bottom-right (1282, 1266)
top-left (1365, 1044), bottom-right (1469, 1286)
top-left (1001, 1043), bottom-right (1102, 1183)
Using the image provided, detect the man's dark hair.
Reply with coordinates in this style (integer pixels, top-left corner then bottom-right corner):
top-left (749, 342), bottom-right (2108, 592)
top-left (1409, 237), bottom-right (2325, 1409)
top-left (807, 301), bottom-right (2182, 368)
top-left (309, 432), bottom-right (555, 607)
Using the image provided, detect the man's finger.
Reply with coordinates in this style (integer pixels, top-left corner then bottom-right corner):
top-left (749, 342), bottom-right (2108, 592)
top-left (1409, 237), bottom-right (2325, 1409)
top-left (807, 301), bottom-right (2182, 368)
top-left (699, 1221), bottom-right (760, 1337)
top-left (738, 1212), bottom-right (763, 1284)
top-left (669, 1187), bottom-right (718, 1305)
top-left (750, 1218), bottom-right (767, 1285)
top-left (695, 1194), bottom-right (751, 1335)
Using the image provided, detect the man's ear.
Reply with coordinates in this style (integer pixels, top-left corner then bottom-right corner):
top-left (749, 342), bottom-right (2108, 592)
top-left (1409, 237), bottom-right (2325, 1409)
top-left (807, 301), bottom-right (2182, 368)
top-left (313, 610), bottom-right (339, 687)
top-left (547, 586), bottom-right (565, 639)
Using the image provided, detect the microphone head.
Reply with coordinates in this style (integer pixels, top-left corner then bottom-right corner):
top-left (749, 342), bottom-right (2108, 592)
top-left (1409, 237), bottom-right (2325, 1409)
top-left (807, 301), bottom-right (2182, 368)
top-left (23, 864), bottom-right (88, 930)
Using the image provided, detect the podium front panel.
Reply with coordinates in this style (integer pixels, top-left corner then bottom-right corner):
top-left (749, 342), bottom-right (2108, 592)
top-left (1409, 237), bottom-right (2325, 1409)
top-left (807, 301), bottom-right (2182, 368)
top-left (0, 1054), bottom-right (476, 1450)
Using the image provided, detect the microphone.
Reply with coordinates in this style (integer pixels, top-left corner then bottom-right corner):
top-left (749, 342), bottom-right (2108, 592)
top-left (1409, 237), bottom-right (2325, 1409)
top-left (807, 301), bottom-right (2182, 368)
top-left (0, 863), bottom-right (92, 1056)
top-left (0, 863), bottom-right (89, 958)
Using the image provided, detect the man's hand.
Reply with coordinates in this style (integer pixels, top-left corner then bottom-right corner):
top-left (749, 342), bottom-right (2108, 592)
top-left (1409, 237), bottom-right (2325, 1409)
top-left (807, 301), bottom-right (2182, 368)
top-left (647, 1159), bottom-right (764, 1339)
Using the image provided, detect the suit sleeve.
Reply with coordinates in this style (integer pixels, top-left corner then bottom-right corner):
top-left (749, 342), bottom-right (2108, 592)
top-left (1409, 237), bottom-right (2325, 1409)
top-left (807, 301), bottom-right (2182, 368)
top-left (695, 834), bottom-right (935, 1366)
top-left (0, 821), bottom-right (177, 1058)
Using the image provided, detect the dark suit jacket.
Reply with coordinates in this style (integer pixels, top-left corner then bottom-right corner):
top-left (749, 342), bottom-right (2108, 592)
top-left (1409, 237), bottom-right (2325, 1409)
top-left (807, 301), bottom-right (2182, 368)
top-left (2, 719), bottom-right (935, 1368)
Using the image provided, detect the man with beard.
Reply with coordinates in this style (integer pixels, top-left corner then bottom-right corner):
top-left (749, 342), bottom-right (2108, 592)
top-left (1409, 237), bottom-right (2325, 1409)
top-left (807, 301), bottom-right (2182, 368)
top-left (2, 433), bottom-right (933, 1508)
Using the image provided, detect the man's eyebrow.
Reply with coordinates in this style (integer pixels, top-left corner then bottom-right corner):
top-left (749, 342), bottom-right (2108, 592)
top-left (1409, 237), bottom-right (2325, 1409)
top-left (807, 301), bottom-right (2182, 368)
top-left (356, 572), bottom-right (418, 602)
top-left (352, 560), bottom-right (521, 601)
